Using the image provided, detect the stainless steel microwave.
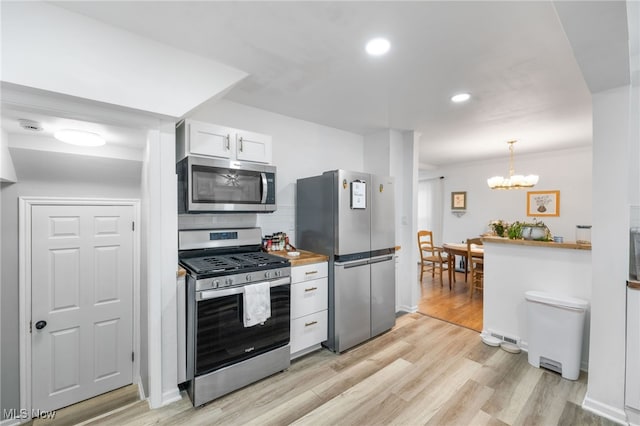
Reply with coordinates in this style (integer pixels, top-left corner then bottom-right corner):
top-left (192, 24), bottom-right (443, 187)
top-left (177, 156), bottom-right (276, 213)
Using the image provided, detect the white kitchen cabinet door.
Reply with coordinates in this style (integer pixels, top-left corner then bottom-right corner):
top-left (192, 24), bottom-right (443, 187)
top-left (290, 311), bottom-right (328, 354)
top-left (291, 262), bottom-right (328, 283)
top-left (235, 130), bottom-right (272, 164)
top-left (290, 277), bottom-right (328, 319)
top-left (188, 121), bottom-right (233, 159)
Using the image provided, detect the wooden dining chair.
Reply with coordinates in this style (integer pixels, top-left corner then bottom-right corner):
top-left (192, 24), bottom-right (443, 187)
top-left (467, 237), bottom-right (484, 299)
top-left (418, 230), bottom-right (449, 287)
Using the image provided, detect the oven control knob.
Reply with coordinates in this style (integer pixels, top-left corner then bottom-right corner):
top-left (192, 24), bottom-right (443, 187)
top-left (264, 271), bottom-right (271, 279)
top-left (213, 280), bottom-right (220, 289)
top-left (225, 278), bottom-right (233, 286)
top-left (246, 274), bottom-right (253, 282)
top-left (274, 270), bottom-right (281, 277)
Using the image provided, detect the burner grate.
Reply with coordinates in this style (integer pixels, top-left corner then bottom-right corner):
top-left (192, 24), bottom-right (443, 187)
top-left (181, 251), bottom-right (288, 275)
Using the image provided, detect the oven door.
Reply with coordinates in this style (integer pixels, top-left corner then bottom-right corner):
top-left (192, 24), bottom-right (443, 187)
top-left (188, 278), bottom-right (290, 377)
top-left (178, 156), bottom-right (276, 213)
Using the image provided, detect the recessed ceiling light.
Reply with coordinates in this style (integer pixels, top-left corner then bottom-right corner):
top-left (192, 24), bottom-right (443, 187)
top-left (451, 93), bottom-right (471, 103)
top-left (365, 38), bottom-right (390, 56)
top-left (54, 129), bottom-right (106, 147)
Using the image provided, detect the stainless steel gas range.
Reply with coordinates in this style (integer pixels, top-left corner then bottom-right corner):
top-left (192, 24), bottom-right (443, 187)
top-left (177, 228), bottom-right (291, 407)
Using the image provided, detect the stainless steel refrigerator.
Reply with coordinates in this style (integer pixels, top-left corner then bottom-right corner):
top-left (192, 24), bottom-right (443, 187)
top-left (296, 170), bottom-right (396, 353)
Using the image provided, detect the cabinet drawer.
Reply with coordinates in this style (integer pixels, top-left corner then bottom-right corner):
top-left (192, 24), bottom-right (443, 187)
top-left (291, 262), bottom-right (328, 283)
top-left (291, 278), bottom-right (328, 318)
top-left (290, 310), bottom-right (327, 354)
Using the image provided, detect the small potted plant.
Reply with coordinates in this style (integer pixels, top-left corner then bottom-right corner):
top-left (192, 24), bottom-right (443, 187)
top-left (489, 219), bottom-right (508, 237)
top-left (507, 221), bottom-right (524, 239)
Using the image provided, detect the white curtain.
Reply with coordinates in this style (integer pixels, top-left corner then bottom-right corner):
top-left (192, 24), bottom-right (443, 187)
top-left (417, 177), bottom-right (444, 246)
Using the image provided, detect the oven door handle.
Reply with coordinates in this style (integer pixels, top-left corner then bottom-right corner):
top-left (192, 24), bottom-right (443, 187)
top-left (260, 172), bottom-right (268, 204)
top-left (197, 277), bottom-right (290, 301)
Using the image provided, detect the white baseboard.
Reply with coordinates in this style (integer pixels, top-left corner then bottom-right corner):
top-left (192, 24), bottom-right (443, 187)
top-left (627, 406), bottom-right (640, 426)
top-left (161, 388), bottom-right (182, 406)
top-left (0, 416), bottom-right (29, 426)
top-left (397, 304), bottom-right (417, 313)
top-left (582, 395), bottom-right (628, 425)
top-left (135, 376), bottom-right (147, 401)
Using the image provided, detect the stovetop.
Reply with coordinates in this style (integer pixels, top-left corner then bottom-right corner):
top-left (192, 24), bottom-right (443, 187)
top-left (180, 251), bottom-right (289, 276)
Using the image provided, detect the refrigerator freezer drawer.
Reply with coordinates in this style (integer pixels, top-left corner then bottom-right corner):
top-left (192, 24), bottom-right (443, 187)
top-left (371, 257), bottom-right (396, 337)
top-left (627, 283), bottom-right (640, 411)
top-left (334, 261), bottom-right (371, 353)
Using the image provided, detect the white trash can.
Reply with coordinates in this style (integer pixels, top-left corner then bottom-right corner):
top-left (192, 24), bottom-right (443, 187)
top-left (525, 291), bottom-right (588, 380)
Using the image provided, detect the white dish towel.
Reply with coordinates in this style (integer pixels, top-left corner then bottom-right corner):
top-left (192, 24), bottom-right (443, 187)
top-left (243, 282), bottom-right (271, 327)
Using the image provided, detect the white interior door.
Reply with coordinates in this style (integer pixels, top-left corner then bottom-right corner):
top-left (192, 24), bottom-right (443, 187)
top-left (31, 204), bottom-right (134, 411)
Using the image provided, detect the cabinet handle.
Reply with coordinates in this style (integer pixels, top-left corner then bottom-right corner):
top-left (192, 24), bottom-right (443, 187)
top-left (225, 134), bottom-right (230, 150)
top-left (305, 321), bottom-right (318, 327)
top-left (304, 287), bottom-right (318, 292)
top-left (305, 270), bottom-right (318, 275)
top-left (238, 136), bottom-right (243, 152)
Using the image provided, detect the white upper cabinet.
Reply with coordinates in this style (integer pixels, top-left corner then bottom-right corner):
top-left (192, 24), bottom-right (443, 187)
top-left (177, 119), bottom-right (272, 164)
top-left (188, 121), bottom-right (232, 159)
top-left (236, 130), bottom-right (272, 163)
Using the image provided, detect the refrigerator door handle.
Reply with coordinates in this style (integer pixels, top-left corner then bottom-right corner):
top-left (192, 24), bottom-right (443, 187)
top-left (336, 260), bottom-right (369, 268)
top-left (369, 255), bottom-right (394, 264)
top-left (629, 280), bottom-right (640, 290)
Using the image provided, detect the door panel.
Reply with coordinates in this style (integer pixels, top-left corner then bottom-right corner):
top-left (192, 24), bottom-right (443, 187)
top-left (31, 204), bottom-right (134, 412)
top-left (334, 261), bottom-right (370, 352)
top-left (336, 170), bottom-right (371, 255)
top-left (370, 257), bottom-right (396, 336)
top-left (371, 175), bottom-right (395, 251)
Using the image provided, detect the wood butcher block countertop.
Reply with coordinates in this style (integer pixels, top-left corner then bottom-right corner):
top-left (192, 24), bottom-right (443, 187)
top-left (270, 249), bottom-right (329, 267)
top-left (482, 236), bottom-right (591, 250)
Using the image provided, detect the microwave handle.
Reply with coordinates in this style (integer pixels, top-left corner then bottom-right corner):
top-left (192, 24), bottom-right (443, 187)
top-left (261, 173), bottom-right (268, 204)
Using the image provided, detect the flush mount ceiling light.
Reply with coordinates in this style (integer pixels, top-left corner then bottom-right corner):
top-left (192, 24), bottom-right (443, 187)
top-left (487, 140), bottom-right (539, 190)
top-left (54, 129), bottom-right (106, 147)
top-left (365, 37), bottom-right (390, 56)
top-left (451, 93), bottom-right (471, 103)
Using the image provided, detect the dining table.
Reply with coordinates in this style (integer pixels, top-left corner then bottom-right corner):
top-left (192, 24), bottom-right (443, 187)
top-left (442, 242), bottom-right (484, 284)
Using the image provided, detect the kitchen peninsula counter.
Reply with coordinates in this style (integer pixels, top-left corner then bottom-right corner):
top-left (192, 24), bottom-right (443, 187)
top-left (482, 237), bottom-right (592, 369)
top-left (270, 249), bottom-right (329, 267)
top-left (482, 236), bottom-right (591, 250)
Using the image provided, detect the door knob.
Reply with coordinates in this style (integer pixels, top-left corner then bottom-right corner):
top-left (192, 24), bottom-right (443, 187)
top-left (35, 320), bottom-right (47, 330)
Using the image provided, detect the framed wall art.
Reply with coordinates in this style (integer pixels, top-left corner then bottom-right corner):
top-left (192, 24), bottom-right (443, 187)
top-left (527, 190), bottom-right (560, 217)
top-left (451, 191), bottom-right (467, 210)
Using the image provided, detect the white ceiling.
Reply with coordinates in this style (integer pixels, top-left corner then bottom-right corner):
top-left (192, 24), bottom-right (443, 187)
top-left (7, 1), bottom-right (632, 168)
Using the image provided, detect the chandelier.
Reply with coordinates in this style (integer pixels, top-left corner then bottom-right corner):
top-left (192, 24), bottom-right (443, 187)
top-left (487, 140), bottom-right (539, 190)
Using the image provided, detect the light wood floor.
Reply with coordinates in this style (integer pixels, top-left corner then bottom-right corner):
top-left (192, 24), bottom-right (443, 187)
top-left (34, 313), bottom-right (613, 426)
top-left (418, 268), bottom-right (484, 332)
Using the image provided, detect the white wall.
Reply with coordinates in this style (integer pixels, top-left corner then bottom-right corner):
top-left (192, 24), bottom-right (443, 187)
top-left (363, 129), bottom-right (420, 313)
top-left (1, 2), bottom-right (247, 118)
top-left (421, 147), bottom-right (592, 244)
top-left (0, 146), bottom-right (142, 420)
top-left (583, 86), bottom-right (631, 423)
top-left (187, 99), bottom-right (365, 243)
top-left (483, 241), bottom-right (592, 368)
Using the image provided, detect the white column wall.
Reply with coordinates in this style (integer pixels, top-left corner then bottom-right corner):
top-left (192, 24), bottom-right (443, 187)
top-left (142, 127), bottom-right (179, 408)
top-left (583, 86), bottom-right (630, 424)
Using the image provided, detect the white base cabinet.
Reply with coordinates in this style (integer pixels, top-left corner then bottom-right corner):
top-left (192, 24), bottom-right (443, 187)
top-left (176, 119), bottom-right (272, 164)
top-left (290, 262), bottom-right (328, 359)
